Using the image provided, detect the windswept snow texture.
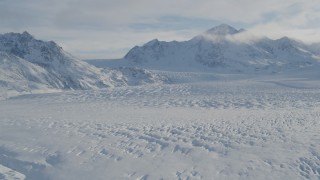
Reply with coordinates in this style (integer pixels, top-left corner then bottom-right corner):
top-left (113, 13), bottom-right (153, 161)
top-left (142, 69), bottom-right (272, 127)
top-left (0, 72), bottom-right (320, 179)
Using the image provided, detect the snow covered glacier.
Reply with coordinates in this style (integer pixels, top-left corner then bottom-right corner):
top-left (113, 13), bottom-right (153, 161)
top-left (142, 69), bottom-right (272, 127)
top-left (0, 25), bottom-right (320, 180)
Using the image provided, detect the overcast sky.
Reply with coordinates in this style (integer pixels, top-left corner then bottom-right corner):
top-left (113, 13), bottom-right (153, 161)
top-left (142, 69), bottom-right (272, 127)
top-left (1, 0), bottom-right (320, 59)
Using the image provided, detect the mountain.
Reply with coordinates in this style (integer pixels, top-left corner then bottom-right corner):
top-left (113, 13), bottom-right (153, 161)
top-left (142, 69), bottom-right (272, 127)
top-left (122, 24), bottom-right (320, 73)
top-left (205, 24), bottom-right (239, 36)
top-left (0, 32), bottom-right (116, 91)
top-left (0, 51), bottom-right (56, 95)
top-left (2, 26), bottom-right (320, 98)
top-left (0, 32), bottom-right (171, 98)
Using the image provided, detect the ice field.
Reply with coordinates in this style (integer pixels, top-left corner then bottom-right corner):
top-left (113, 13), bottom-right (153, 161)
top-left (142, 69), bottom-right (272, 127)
top-left (0, 72), bottom-right (320, 180)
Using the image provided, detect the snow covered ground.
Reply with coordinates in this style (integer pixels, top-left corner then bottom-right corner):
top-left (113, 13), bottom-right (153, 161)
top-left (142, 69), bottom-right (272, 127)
top-left (0, 72), bottom-right (320, 180)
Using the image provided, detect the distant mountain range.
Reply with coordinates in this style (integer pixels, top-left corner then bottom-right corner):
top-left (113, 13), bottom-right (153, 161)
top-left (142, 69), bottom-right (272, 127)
top-left (121, 24), bottom-right (320, 72)
top-left (1, 24), bottom-right (320, 98)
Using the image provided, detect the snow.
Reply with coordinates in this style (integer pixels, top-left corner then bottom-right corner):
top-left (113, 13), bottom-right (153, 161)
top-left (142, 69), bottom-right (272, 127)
top-left (0, 32), bottom-right (171, 99)
top-left (1, 72), bottom-right (320, 179)
top-left (1, 25), bottom-right (320, 179)
top-left (0, 164), bottom-right (25, 180)
top-left (120, 24), bottom-right (320, 73)
top-left (0, 32), bottom-right (116, 92)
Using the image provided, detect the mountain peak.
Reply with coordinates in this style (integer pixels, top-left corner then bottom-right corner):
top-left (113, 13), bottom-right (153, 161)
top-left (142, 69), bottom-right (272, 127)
top-left (0, 31), bottom-right (35, 42)
top-left (22, 31), bottom-right (34, 38)
top-left (205, 24), bottom-right (239, 36)
top-left (144, 39), bottom-right (160, 46)
top-left (22, 31), bottom-right (31, 36)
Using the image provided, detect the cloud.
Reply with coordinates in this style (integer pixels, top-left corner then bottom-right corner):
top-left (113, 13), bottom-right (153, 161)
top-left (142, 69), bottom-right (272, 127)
top-left (247, 2), bottom-right (320, 43)
top-left (0, 0), bottom-right (319, 58)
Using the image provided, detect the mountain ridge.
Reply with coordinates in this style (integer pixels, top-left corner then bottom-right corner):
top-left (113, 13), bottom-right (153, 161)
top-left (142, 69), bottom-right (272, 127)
top-left (1, 25), bottom-right (320, 99)
top-left (0, 31), bottom-right (116, 90)
top-left (0, 31), bottom-right (170, 98)
top-left (122, 24), bottom-right (320, 72)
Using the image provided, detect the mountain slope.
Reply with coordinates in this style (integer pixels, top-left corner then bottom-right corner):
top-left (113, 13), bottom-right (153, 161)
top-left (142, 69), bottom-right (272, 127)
top-left (0, 32), bottom-right (114, 90)
top-left (0, 52), bottom-right (55, 93)
top-left (122, 24), bottom-right (320, 72)
top-left (0, 31), bottom-right (172, 99)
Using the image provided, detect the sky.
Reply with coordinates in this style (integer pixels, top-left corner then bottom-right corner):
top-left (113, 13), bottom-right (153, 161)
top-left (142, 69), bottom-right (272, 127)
top-left (1, 0), bottom-right (320, 59)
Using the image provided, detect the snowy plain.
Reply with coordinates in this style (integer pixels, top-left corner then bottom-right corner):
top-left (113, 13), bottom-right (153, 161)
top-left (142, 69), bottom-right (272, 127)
top-left (1, 71), bottom-right (320, 180)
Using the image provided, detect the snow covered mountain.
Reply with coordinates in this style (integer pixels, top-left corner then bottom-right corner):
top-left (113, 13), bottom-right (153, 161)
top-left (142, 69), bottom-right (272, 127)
top-left (0, 51), bottom-right (57, 95)
top-left (0, 32), bottom-right (115, 91)
top-left (2, 26), bottom-right (320, 98)
top-left (123, 24), bottom-right (320, 72)
top-left (0, 31), bottom-right (171, 98)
